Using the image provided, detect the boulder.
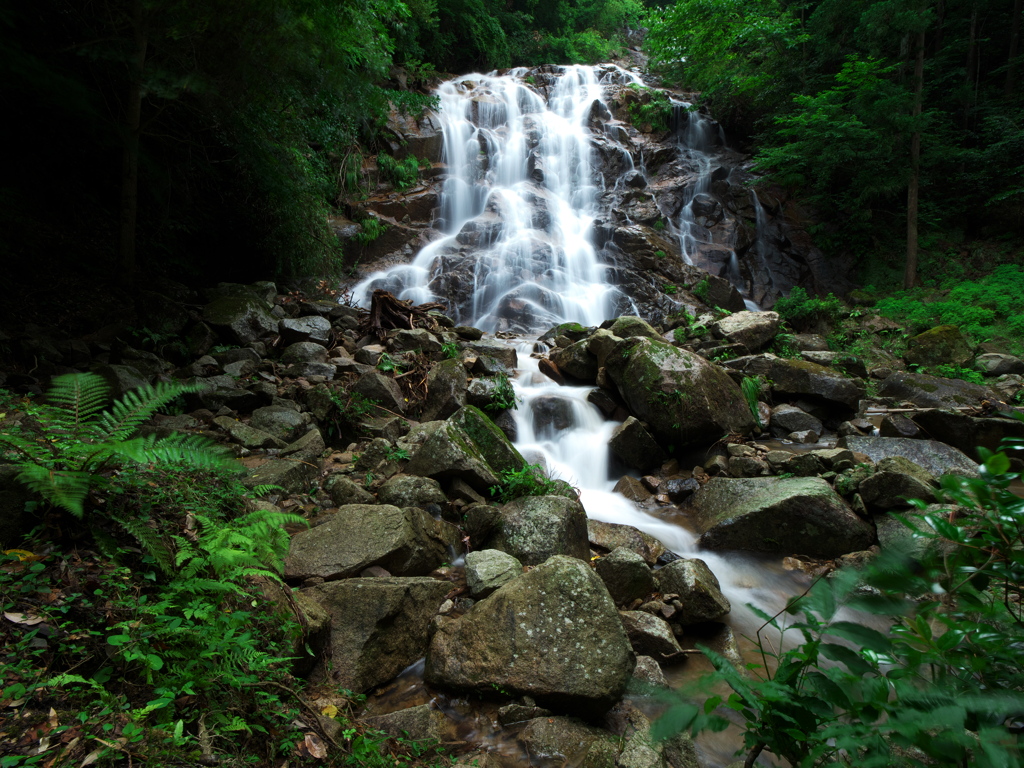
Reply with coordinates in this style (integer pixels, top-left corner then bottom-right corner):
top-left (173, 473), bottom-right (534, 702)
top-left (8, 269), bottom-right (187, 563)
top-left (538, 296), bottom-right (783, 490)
top-left (485, 495), bottom-right (590, 566)
top-left (284, 504), bottom-right (457, 580)
top-left (619, 611), bottom-right (683, 659)
top-left (605, 337), bottom-right (754, 447)
top-left (609, 417), bottom-right (667, 473)
top-left (587, 520), bottom-right (667, 565)
top-left (877, 371), bottom-right (993, 409)
top-left (377, 474), bottom-right (447, 508)
top-left (655, 558), bottom-right (731, 624)
top-left (593, 547), bottom-right (657, 605)
top-left (425, 556), bottom-right (636, 715)
top-left (974, 352), bottom-right (1024, 377)
top-left (905, 325), bottom-right (973, 368)
top-left (837, 436), bottom-right (979, 477)
top-left (858, 456), bottom-right (937, 509)
top-left (352, 371), bottom-right (407, 414)
top-left (213, 416), bottom-right (285, 449)
top-left (766, 357), bottom-right (865, 408)
top-left (250, 405), bottom-right (309, 443)
top-left (711, 311), bottom-right (780, 352)
top-left (880, 414), bottom-right (921, 438)
top-left (279, 316), bottom-right (332, 346)
top-left (608, 316), bottom-right (661, 340)
top-left (909, 409), bottom-right (1024, 462)
top-left (389, 328), bottom-right (442, 355)
top-left (202, 296), bottom-right (278, 345)
top-left (770, 403), bottom-right (823, 437)
top-left (517, 717), bottom-right (619, 768)
top-left (304, 577), bottom-right (450, 692)
top-left (281, 342), bottom-right (329, 364)
top-left (324, 475), bottom-right (375, 506)
top-left (361, 704), bottom-right (453, 744)
top-left (691, 477), bottom-right (875, 558)
top-left (550, 340), bottom-right (598, 382)
top-left (420, 358), bottom-right (468, 421)
top-left (464, 340), bottom-right (517, 371)
top-left (405, 406), bottom-right (527, 494)
top-left (465, 549), bottom-right (523, 598)
top-left (628, 656), bottom-right (669, 693)
top-left (662, 477), bottom-right (700, 502)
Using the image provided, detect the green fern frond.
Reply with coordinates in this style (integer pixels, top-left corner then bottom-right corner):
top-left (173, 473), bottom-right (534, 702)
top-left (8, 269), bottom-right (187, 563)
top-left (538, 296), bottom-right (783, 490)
top-left (115, 515), bottom-right (175, 575)
top-left (91, 380), bottom-right (199, 443)
top-left (16, 464), bottom-right (91, 517)
top-left (104, 433), bottom-right (236, 472)
top-left (249, 484), bottom-right (287, 498)
top-left (44, 373), bottom-right (111, 438)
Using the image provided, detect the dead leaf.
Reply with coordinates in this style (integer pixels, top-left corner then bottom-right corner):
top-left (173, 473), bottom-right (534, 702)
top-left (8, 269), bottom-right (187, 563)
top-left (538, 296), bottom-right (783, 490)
top-left (4, 612), bottom-right (45, 626)
top-left (304, 733), bottom-right (327, 759)
top-left (320, 704), bottom-right (339, 718)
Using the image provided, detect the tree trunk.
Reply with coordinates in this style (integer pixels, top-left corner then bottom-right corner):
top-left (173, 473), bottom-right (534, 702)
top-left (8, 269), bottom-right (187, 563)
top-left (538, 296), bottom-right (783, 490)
top-left (1008, 0), bottom-right (1022, 97)
top-left (118, 0), bottom-right (147, 286)
top-left (905, 27), bottom-right (926, 290)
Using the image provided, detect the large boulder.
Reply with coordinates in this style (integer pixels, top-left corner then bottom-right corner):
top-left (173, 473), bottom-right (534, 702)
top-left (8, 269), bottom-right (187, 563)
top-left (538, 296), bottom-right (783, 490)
top-left (425, 555), bottom-right (636, 715)
top-left (284, 504), bottom-right (457, 580)
top-left (352, 371), bottom-right (407, 414)
top-left (304, 577), bottom-right (450, 692)
top-left (405, 406), bottom-right (527, 494)
top-left (909, 409), bottom-right (1024, 462)
top-left (858, 456), bottom-right (937, 509)
top-left (837, 436), bottom-right (979, 477)
top-left (877, 371), bottom-right (993, 409)
top-left (619, 612), bottom-right (684, 659)
top-left (608, 316), bottom-right (661, 340)
top-left (550, 340), bottom-right (598, 382)
top-left (420, 358), bottom-right (468, 421)
top-left (202, 296), bottom-right (278, 345)
top-left (905, 325), bottom-right (973, 368)
top-left (587, 520), bottom-right (667, 565)
top-left (655, 558), bottom-right (731, 624)
top-left (485, 495), bottom-right (590, 566)
top-left (711, 311), bottom-right (780, 352)
top-left (593, 547), bottom-right (656, 605)
top-left (377, 474), bottom-right (447, 508)
top-left (465, 549), bottom-right (523, 598)
top-left (516, 717), bottom-right (619, 768)
top-left (690, 477), bottom-right (875, 558)
top-left (605, 337), bottom-right (754, 447)
top-left (609, 417), bottom-right (667, 473)
top-left (766, 357), bottom-right (865, 409)
top-left (279, 316), bottom-right (332, 346)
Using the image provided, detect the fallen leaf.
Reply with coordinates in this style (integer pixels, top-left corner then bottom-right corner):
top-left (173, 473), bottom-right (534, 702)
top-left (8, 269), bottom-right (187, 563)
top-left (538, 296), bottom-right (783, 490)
top-left (304, 733), bottom-right (327, 759)
top-left (320, 704), bottom-right (339, 718)
top-left (4, 612), bottom-right (45, 626)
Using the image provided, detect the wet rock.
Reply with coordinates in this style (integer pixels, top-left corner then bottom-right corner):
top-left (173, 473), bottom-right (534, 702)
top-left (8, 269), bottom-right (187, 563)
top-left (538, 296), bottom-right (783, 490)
top-left (352, 371), bottom-right (408, 414)
top-left (425, 556), bottom-right (635, 716)
top-left (362, 704), bottom-right (453, 743)
top-left (858, 456), bottom-right (937, 509)
top-left (203, 296), bottom-right (278, 345)
top-left (378, 474), bottom-right (448, 508)
top-left (550, 339), bottom-right (598, 382)
top-left (594, 547), bottom-right (656, 605)
top-left (788, 429), bottom-right (819, 444)
top-left (324, 475), bottom-right (376, 506)
top-left (620, 611), bottom-right (683, 659)
top-left (284, 504), bottom-right (456, 580)
top-left (877, 371), bottom-right (993, 409)
top-left (905, 325), bottom-right (973, 368)
top-left (691, 477), bottom-right (875, 558)
top-left (465, 549), bottom-right (522, 598)
top-left (517, 717), bottom-right (619, 767)
top-left (662, 477), bottom-right (700, 502)
top-left (304, 577), bottom-right (450, 693)
top-left (655, 558), bottom-right (731, 624)
top-left (605, 337), bottom-right (754, 448)
top-left (837, 436), bottom-right (979, 477)
top-left (609, 417), bottom-right (667, 473)
top-left (614, 475), bottom-right (652, 503)
top-left (711, 311), bottom-right (780, 352)
top-left (485, 495), bottom-right (590, 566)
top-left (405, 405), bottom-right (528, 494)
top-left (587, 520), bottom-right (667, 565)
top-left (770, 403), bottom-right (823, 437)
top-left (530, 396), bottom-right (575, 437)
top-left (421, 358), bottom-right (468, 421)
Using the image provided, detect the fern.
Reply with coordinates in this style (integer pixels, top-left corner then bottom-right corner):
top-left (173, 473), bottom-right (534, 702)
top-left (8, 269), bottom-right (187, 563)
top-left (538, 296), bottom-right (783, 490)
top-left (92, 379), bottom-right (201, 443)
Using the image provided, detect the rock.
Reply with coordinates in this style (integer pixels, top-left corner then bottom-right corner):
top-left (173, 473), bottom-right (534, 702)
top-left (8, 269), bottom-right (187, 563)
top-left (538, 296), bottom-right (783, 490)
top-left (609, 316), bottom-right (661, 340)
top-left (974, 352), bottom-right (1024, 376)
top-left (609, 417), bottom-right (667, 473)
top-left (691, 477), bottom-right (875, 558)
top-left (362, 704), bottom-right (452, 743)
top-left (378, 474), bottom-right (447, 508)
top-left (281, 342), bottom-right (329, 364)
top-left (661, 477), bottom-right (700, 502)
top-left (909, 409), bottom-right (1024, 462)
top-left (279, 316), bottom-right (333, 346)
top-left (728, 455), bottom-right (770, 476)
top-left (594, 547), bottom-right (656, 605)
top-left (877, 371), bottom-right (993, 409)
top-left (454, 326), bottom-right (484, 341)
top-left (587, 520), bottom-right (667, 565)
top-left (202, 296), bottom-right (278, 345)
top-left (587, 328), bottom-right (623, 369)
top-left (619, 611), bottom-right (684, 659)
top-left (628, 657), bottom-right (669, 693)
top-left (605, 337), bottom-right (754, 447)
top-left (389, 328), bottom-right (442, 355)
top-left (405, 405), bottom-right (527, 494)
top-left (304, 577), bottom-right (449, 692)
top-left (352, 371), bottom-right (407, 414)
top-left (550, 340), bottom-right (598, 382)
top-left (486, 495), bottom-right (590, 566)
top-left (420, 358), bottom-right (468, 421)
top-left (858, 456), bottom-right (937, 509)
top-left (250, 405), bottom-right (309, 443)
top-left (770, 403), bottom-right (823, 437)
top-left (765, 357), bottom-right (865, 409)
top-left (530, 396), bottom-right (575, 437)
top-left (614, 475), bottom-right (652, 503)
top-left (711, 311), bottom-right (780, 352)
top-left (880, 414), bottom-right (921, 438)
top-left (837, 436), bottom-right (979, 477)
top-left (905, 325), bottom-right (973, 368)
top-left (465, 549), bottom-right (522, 598)
top-left (517, 717), bottom-right (619, 767)
top-left (213, 416), bottom-right (286, 449)
top-left (324, 475), bottom-right (375, 506)
top-left (424, 556), bottom-right (635, 715)
top-left (655, 558), bottom-right (731, 624)
top-left (284, 504), bottom-right (456, 580)
top-left (464, 340), bottom-right (517, 371)
top-left (92, 364), bottom-right (149, 400)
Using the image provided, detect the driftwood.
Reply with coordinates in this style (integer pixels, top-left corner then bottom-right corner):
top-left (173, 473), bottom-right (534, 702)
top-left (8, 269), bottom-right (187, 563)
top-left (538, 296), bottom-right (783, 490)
top-left (359, 290), bottom-right (447, 341)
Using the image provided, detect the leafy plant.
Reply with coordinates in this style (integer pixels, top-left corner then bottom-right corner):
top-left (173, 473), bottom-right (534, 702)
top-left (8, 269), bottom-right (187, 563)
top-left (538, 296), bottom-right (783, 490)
top-left (741, 376), bottom-right (763, 428)
top-left (773, 287), bottom-right (845, 330)
top-left (376, 351), bottom-right (403, 373)
top-left (441, 340), bottom-right (460, 359)
top-left (663, 283), bottom-right (678, 294)
top-left (485, 372), bottom-right (520, 413)
top-left (655, 249), bottom-right (667, 259)
top-left (0, 373), bottom-right (234, 519)
top-left (356, 217), bottom-right (388, 245)
top-left (377, 153), bottom-right (421, 191)
top-left (673, 327), bottom-right (689, 344)
top-left (385, 446), bottom-right (410, 462)
top-left (693, 278), bottom-right (711, 303)
top-left (626, 85), bottom-right (673, 132)
top-left (489, 463), bottom-right (565, 504)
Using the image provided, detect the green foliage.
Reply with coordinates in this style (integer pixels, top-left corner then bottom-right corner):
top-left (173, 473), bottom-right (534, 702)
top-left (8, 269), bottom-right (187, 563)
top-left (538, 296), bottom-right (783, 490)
top-left (740, 377), bottom-right (763, 428)
top-left (357, 217), bottom-right (389, 245)
top-left (692, 278), bottom-right (710, 303)
top-left (663, 283), bottom-right (678, 295)
top-left (672, 327), bottom-right (688, 344)
top-left (376, 351), bottom-right (404, 373)
top-left (489, 463), bottom-right (564, 503)
top-left (626, 86), bottom-right (673, 132)
top-left (485, 372), bottom-right (520, 413)
top-left (773, 287), bottom-right (844, 331)
top-left (377, 153), bottom-right (421, 191)
top-left (655, 436), bottom-right (1024, 767)
top-left (924, 364), bottom-right (986, 385)
top-left (441, 340), bottom-right (460, 359)
top-left (385, 446), bottom-right (411, 462)
top-left (0, 374), bottom-right (235, 520)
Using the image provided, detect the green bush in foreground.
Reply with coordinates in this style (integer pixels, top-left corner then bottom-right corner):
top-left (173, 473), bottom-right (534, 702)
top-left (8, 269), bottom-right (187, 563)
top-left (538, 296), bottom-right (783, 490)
top-left (655, 431), bottom-right (1024, 767)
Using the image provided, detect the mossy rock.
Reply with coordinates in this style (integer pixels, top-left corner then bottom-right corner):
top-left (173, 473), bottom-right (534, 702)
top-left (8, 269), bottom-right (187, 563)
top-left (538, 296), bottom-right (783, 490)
top-left (905, 325), bottom-right (973, 368)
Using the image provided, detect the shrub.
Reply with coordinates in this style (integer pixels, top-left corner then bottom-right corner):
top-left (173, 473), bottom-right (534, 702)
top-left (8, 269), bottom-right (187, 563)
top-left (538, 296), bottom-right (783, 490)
top-left (489, 463), bottom-right (567, 503)
top-left (485, 372), bottom-right (520, 412)
top-left (773, 286), bottom-right (844, 330)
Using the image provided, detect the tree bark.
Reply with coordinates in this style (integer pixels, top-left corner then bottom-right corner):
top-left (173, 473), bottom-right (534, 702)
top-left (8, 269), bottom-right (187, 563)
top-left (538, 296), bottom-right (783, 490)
top-left (904, 27), bottom-right (926, 290)
top-left (1008, 0), bottom-right (1022, 97)
top-left (118, 0), bottom-right (147, 286)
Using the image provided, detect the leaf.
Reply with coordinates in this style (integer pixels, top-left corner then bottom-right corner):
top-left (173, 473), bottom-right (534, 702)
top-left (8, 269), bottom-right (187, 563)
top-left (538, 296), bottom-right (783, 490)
top-left (824, 622), bottom-right (892, 654)
top-left (819, 642), bottom-right (875, 676)
top-left (984, 452), bottom-right (1010, 476)
top-left (3, 612), bottom-right (45, 625)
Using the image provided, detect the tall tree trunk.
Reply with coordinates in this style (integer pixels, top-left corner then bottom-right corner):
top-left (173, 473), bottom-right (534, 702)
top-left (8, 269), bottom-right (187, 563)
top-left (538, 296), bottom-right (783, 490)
top-left (1008, 0), bottom-right (1022, 97)
top-left (119, 0), bottom-right (147, 286)
top-left (905, 27), bottom-right (926, 290)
